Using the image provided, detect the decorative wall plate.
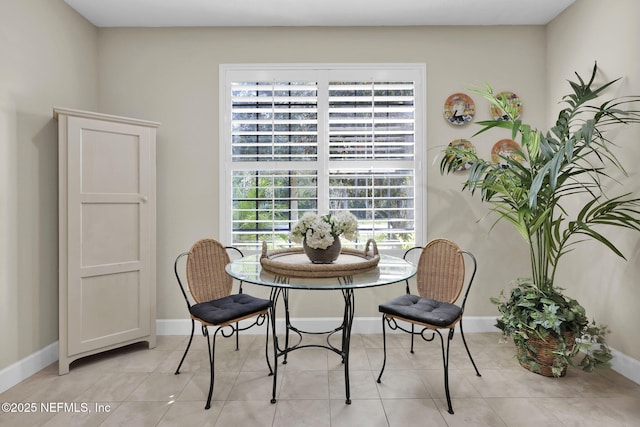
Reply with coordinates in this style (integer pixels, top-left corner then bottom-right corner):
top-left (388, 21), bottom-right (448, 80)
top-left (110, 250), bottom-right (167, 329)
top-left (491, 139), bottom-right (524, 164)
top-left (490, 91), bottom-right (522, 121)
top-left (447, 139), bottom-right (476, 171)
top-left (443, 93), bottom-right (475, 125)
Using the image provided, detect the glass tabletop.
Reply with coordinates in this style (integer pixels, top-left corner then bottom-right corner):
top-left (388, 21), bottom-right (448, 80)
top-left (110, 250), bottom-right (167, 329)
top-left (226, 253), bottom-right (417, 290)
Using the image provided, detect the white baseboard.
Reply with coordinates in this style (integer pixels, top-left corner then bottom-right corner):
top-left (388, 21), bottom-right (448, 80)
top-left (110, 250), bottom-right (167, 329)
top-left (610, 347), bottom-right (640, 385)
top-left (0, 341), bottom-right (58, 394)
top-left (3, 316), bottom-right (639, 394)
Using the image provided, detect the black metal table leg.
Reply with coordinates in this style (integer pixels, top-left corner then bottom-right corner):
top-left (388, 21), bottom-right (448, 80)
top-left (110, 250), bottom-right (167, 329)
top-left (269, 287), bottom-right (280, 404)
top-left (282, 288), bottom-right (290, 364)
top-left (341, 287), bottom-right (355, 404)
top-left (268, 275), bottom-right (357, 405)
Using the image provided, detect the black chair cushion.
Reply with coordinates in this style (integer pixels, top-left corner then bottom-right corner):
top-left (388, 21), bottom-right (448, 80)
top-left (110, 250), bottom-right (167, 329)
top-left (379, 294), bottom-right (462, 327)
top-left (190, 293), bottom-right (272, 325)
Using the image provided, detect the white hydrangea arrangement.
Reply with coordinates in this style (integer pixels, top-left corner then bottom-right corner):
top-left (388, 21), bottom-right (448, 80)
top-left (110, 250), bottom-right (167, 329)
top-left (290, 212), bottom-right (359, 249)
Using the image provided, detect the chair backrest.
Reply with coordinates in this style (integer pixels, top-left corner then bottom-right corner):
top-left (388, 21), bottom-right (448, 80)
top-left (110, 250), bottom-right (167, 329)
top-left (415, 238), bottom-right (466, 304)
top-left (185, 238), bottom-right (234, 303)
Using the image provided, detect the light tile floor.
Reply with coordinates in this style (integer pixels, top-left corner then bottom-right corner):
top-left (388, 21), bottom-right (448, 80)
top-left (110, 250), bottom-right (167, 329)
top-left (2, 332), bottom-right (640, 426)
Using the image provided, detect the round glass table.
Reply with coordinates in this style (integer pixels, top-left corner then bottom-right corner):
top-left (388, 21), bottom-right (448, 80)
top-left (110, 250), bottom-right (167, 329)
top-left (226, 252), bottom-right (416, 404)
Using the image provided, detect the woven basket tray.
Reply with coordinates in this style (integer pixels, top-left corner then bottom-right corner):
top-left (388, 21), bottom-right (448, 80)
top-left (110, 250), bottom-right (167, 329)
top-left (260, 239), bottom-right (380, 278)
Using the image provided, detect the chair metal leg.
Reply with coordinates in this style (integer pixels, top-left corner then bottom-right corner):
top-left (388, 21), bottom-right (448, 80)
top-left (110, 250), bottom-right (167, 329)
top-left (202, 313), bottom-right (273, 410)
top-left (175, 319), bottom-right (195, 375)
top-left (204, 325), bottom-right (224, 410)
top-left (410, 324), bottom-right (415, 353)
top-left (376, 315), bottom-right (388, 383)
top-left (459, 321), bottom-right (481, 377)
top-left (264, 313), bottom-right (274, 376)
top-left (438, 329), bottom-right (454, 415)
top-left (235, 321), bottom-right (240, 351)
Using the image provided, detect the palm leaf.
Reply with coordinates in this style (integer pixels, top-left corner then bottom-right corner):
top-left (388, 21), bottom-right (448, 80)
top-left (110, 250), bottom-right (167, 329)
top-left (440, 63), bottom-right (640, 293)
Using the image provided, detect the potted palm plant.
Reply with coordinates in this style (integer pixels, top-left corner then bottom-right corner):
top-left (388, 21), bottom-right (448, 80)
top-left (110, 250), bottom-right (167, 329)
top-left (440, 63), bottom-right (640, 377)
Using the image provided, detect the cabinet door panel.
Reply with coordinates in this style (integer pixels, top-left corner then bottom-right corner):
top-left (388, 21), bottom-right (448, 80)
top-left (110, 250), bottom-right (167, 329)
top-left (72, 272), bottom-right (141, 353)
top-left (67, 116), bottom-right (151, 355)
top-left (81, 130), bottom-right (140, 194)
top-left (81, 203), bottom-right (140, 267)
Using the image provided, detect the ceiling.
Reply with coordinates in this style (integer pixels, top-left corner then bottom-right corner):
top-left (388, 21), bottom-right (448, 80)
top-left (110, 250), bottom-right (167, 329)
top-left (64, 0), bottom-right (575, 28)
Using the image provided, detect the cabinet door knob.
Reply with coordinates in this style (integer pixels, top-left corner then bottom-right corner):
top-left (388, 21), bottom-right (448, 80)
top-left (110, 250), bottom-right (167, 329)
top-left (141, 196), bottom-right (148, 202)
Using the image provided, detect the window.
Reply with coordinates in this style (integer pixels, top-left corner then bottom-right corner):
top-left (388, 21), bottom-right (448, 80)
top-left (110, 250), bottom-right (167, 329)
top-left (220, 64), bottom-right (426, 253)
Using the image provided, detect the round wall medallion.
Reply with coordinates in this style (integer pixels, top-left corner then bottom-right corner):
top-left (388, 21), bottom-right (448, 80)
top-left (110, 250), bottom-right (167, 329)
top-left (447, 139), bottom-right (476, 171)
top-left (490, 91), bottom-right (522, 121)
top-left (443, 93), bottom-right (475, 125)
top-left (491, 139), bottom-right (524, 165)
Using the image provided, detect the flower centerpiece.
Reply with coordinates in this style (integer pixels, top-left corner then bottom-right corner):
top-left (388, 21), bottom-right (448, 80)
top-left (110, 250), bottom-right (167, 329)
top-left (290, 212), bottom-right (358, 263)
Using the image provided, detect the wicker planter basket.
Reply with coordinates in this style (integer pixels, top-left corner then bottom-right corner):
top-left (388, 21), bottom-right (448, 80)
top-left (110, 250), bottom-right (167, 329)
top-left (517, 332), bottom-right (576, 377)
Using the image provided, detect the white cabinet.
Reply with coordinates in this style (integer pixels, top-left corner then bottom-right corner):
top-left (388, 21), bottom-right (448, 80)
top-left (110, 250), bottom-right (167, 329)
top-left (54, 108), bottom-right (160, 374)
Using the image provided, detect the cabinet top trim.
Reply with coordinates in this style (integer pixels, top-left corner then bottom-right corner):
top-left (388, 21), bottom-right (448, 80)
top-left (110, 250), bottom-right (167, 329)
top-left (53, 107), bottom-right (161, 128)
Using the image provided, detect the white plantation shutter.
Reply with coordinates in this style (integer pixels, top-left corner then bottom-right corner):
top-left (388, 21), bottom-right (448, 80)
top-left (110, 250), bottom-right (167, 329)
top-left (221, 64), bottom-right (425, 252)
top-left (231, 169), bottom-right (318, 244)
top-left (328, 82), bottom-right (415, 160)
top-left (231, 81), bottom-right (318, 162)
top-left (329, 169), bottom-right (414, 249)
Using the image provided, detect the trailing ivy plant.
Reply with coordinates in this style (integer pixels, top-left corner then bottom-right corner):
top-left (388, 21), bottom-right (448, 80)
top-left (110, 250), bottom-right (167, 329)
top-left (440, 63), bottom-right (640, 375)
top-left (493, 279), bottom-right (611, 376)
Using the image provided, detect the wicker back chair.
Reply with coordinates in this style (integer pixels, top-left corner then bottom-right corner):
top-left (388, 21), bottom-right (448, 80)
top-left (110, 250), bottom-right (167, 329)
top-left (415, 239), bottom-right (465, 304)
top-left (376, 238), bottom-right (481, 415)
top-left (185, 239), bottom-right (234, 303)
top-left (174, 238), bottom-right (273, 409)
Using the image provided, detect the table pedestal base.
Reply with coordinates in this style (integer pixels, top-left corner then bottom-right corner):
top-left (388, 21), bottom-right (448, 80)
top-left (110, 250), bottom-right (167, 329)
top-left (268, 276), bottom-right (355, 405)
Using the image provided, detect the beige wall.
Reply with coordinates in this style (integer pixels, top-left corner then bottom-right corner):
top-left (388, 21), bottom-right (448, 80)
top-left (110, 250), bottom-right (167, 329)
top-left (96, 25), bottom-right (546, 321)
top-left (3, 0), bottom-right (639, 374)
top-left (0, 0), bottom-right (98, 369)
top-left (547, 0), bottom-right (640, 359)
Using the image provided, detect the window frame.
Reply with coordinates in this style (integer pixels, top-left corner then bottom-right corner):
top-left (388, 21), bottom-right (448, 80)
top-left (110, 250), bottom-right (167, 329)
top-left (219, 63), bottom-right (427, 255)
